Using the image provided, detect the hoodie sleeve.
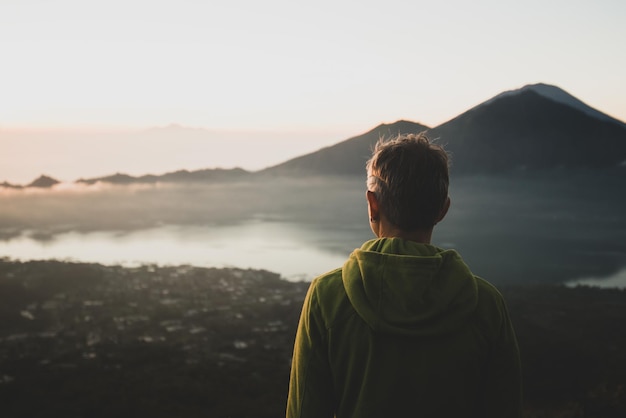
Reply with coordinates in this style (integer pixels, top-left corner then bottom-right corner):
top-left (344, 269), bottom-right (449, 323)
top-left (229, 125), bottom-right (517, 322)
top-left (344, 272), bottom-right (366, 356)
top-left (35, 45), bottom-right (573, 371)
top-left (286, 279), bottom-right (335, 418)
top-left (481, 295), bottom-right (523, 418)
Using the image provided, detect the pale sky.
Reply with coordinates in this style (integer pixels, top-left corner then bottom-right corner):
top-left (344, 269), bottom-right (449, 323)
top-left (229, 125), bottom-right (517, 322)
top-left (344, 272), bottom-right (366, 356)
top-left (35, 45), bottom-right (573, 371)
top-left (1, 0), bottom-right (625, 182)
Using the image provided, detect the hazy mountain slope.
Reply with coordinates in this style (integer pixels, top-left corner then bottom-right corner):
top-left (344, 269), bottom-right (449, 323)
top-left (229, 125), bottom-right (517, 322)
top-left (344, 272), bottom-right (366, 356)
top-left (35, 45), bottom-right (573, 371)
top-left (430, 89), bottom-right (626, 174)
top-left (27, 175), bottom-right (61, 188)
top-left (76, 168), bottom-right (252, 185)
top-left (0, 181), bottom-right (24, 190)
top-left (260, 120), bottom-right (430, 176)
top-left (0, 175), bottom-right (61, 189)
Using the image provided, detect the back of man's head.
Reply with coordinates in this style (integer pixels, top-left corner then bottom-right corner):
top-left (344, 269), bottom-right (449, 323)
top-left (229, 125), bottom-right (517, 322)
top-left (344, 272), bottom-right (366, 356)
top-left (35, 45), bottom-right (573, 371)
top-left (366, 132), bottom-right (450, 231)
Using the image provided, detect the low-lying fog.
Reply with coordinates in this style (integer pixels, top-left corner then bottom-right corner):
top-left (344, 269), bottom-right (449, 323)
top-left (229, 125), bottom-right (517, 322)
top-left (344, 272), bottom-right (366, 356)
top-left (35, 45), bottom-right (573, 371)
top-left (1, 173), bottom-right (624, 286)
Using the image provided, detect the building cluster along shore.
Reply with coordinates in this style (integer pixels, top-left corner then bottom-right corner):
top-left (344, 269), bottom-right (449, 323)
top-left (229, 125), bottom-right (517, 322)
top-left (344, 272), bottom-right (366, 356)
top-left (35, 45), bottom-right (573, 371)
top-left (0, 259), bottom-right (625, 417)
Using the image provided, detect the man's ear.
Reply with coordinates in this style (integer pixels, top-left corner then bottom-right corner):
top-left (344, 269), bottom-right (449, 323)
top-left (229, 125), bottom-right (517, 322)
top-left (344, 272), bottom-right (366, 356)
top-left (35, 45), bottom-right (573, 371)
top-left (366, 190), bottom-right (380, 222)
top-left (436, 196), bottom-right (451, 224)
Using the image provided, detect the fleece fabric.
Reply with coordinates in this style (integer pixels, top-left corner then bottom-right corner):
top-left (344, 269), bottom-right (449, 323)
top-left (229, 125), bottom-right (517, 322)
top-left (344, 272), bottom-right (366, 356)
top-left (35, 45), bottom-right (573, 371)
top-left (286, 237), bottom-right (521, 418)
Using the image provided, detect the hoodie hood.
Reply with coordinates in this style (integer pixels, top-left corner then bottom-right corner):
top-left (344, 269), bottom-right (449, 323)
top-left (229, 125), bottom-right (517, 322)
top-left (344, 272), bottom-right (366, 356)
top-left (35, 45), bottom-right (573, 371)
top-left (342, 238), bottom-right (478, 336)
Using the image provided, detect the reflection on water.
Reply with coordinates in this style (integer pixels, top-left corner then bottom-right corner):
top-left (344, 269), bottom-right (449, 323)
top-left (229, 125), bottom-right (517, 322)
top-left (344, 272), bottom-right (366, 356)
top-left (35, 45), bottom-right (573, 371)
top-left (566, 268), bottom-right (626, 289)
top-left (1, 173), bottom-right (625, 287)
top-left (2, 215), bottom-right (624, 288)
top-left (0, 222), bottom-right (352, 282)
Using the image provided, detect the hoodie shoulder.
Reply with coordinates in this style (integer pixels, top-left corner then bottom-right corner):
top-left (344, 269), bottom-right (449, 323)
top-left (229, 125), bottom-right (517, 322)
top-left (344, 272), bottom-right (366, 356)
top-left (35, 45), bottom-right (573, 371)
top-left (474, 277), bottom-right (509, 311)
top-left (312, 267), bottom-right (343, 297)
top-left (472, 277), bottom-right (514, 341)
top-left (309, 268), bottom-right (357, 330)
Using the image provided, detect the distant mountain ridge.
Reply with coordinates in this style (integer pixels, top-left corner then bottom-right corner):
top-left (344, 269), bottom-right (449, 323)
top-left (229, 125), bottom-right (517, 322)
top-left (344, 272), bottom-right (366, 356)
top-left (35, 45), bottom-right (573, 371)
top-left (264, 83), bottom-right (626, 177)
top-left (76, 168), bottom-right (252, 185)
top-left (2, 175), bottom-right (62, 189)
top-left (3, 83), bottom-right (624, 187)
top-left (0, 169), bottom-right (251, 189)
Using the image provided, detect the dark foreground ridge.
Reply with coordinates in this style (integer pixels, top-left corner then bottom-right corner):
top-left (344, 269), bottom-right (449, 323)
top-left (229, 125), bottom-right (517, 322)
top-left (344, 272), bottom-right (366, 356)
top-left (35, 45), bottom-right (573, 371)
top-left (0, 259), bottom-right (625, 418)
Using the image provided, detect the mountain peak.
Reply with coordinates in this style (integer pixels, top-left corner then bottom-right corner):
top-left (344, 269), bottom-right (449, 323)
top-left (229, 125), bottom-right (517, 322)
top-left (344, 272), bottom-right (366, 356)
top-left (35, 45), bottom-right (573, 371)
top-left (27, 175), bottom-right (60, 188)
top-left (489, 83), bottom-right (625, 127)
top-left (430, 88), bottom-right (626, 174)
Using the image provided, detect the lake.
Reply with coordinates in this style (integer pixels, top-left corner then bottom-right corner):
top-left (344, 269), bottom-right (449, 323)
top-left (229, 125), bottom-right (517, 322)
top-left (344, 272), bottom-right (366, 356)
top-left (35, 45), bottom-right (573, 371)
top-left (1, 174), bottom-right (624, 287)
top-left (0, 222), bottom-right (354, 281)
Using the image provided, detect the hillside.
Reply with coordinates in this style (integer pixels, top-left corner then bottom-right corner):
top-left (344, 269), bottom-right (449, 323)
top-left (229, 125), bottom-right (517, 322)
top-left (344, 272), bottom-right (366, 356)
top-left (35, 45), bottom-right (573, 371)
top-left (261, 85), bottom-right (626, 177)
top-left (489, 83), bottom-right (626, 128)
top-left (431, 89), bottom-right (626, 174)
top-left (260, 120), bottom-right (430, 176)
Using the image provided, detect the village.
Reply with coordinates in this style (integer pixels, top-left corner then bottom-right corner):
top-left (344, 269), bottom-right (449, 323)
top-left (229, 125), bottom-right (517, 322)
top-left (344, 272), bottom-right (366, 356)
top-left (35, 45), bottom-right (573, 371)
top-left (1, 258), bottom-right (625, 417)
top-left (0, 259), bottom-right (309, 417)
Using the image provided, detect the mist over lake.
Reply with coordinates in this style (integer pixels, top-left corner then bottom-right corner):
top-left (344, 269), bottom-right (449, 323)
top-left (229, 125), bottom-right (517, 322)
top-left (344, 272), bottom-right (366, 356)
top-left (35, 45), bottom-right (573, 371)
top-left (1, 173), bottom-right (624, 287)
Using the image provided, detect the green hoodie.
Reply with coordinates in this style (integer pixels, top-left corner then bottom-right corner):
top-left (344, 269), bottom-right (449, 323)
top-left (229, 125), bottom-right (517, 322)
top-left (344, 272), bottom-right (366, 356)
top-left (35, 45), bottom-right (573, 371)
top-left (287, 238), bottom-right (521, 418)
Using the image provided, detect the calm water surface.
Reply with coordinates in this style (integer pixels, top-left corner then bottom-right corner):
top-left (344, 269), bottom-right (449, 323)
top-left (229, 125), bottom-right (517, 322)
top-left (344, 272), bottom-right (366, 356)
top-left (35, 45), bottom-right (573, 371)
top-left (0, 222), bottom-right (361, 281)
top-left (1, 174), bottom-right (624, 287)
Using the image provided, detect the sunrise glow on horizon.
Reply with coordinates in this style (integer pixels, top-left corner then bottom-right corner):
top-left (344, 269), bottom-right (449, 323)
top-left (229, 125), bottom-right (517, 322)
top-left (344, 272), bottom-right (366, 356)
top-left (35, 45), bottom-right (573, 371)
top-left (1, 0), bottom-right (625, 183)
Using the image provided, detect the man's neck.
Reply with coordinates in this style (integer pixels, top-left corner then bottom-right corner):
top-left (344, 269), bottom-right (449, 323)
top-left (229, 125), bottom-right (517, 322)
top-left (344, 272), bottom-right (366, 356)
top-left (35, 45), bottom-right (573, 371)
top-left (376, 221), bottom-right (433, 244)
